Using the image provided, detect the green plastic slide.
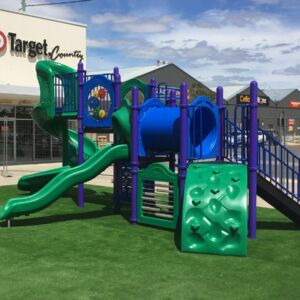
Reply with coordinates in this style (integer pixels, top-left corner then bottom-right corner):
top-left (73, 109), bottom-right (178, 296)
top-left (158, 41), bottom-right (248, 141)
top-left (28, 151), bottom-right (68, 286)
top-left (180, 163), bottom-right (248, 256)
top-left (18, 61), bottom-right (98, 191)
top-left (18, 166), bottom-right (71, 192)
top-left (0, 144), bottom-right (129, 221)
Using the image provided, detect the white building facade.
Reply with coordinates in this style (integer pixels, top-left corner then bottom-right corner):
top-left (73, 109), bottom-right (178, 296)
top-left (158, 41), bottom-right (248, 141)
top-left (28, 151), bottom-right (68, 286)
top-left (0, 9), bottom-right (86, 163)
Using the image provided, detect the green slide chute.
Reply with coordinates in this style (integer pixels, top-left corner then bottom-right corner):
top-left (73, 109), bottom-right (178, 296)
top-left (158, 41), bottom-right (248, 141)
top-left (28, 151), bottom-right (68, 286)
top-left (0, 144), bottom-right (129, 221)
top-left (18, 61), bottom-right (98, 191)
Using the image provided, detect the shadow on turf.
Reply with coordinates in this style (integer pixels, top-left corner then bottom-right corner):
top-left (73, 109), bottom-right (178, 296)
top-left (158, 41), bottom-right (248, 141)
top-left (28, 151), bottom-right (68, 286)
top-left (257, 221), bottom-right (300, 230)
top-left (0, 187), bottom-right (130, 227)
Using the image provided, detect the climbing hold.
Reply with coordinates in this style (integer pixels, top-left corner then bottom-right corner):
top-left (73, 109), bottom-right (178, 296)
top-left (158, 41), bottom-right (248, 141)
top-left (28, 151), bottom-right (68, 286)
top-left (231, 177), bottom-right (240, 183)
top-left (212, 170), bottom-right (221, 174)
top-left (229, 225), bottom-right (239, 235)
top-left (210, 188), bottom-right (220, 195)
top-left (191, 223), bottom-right (200, 233)
top-left (192, 199), bottom-right (201, 206)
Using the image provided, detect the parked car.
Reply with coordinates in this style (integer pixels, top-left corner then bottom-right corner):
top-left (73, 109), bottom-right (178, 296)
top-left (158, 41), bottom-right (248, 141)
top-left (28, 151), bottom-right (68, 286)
top-left (226, 131), bottom-right (247, 145)
top-left (258, 130), bottom-right (264, 144)
top-left (263, 130), bottom-right (280, 145)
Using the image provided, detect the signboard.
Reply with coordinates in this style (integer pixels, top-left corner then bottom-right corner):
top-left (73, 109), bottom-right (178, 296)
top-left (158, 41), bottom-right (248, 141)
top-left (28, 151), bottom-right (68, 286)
top-left (158, 86), bottom-right (191, 100)
top-left (236, 94), bottom-right (270, 106)
top-left (0, 31), bottom-right (7, 52)
top-left (288, 119), bottom-right (295, 132)
top-left (0, 31), bottom-right (83, 61)
top-left (288, 100), bottom-right (300, 109)
top-left (288, 119), bottom-right (295, 126)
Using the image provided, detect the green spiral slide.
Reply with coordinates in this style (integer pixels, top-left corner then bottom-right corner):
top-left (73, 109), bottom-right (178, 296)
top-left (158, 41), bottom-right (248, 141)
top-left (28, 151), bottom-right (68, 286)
top-left (18, 61), bottom-right (98, 191)
top-left (0, 60), bottom-right (131, 221)
top-left (0, 144), bottom-right (129, 220)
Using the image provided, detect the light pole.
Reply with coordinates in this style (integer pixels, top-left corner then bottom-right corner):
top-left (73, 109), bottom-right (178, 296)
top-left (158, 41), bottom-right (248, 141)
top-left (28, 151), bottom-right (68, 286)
top-left (280, 111), bottom-right (286, 146)
top-left (21, 0), bottom-right (26, 11)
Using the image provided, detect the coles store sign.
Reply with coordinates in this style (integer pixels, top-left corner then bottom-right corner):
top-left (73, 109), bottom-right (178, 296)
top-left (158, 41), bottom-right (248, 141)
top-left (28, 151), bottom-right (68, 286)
top-left (0, 30), bottom-right (83, 61)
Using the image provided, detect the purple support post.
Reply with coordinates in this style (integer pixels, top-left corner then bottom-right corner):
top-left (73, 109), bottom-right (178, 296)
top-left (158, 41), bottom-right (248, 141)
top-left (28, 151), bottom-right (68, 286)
top-left (77, 61), bottom-right (85, 207)
top-left (179, 83), bottom-right (188, 201)
top-left (131, 86), bottom-right (139, 224)
top-left (114, 67), bottom-right (121, 109)
top-left (217, 86), bottom-right (224, 161)
top-left (248, 81), bottom-right (258, 239)
top-left (149, 78), bottom-right (157, 98)
top-left (113, 67), bottom-right (122, 213)
top-left (169, 89), bottom-right (177, 172)
top-left (169, 89), bottom-right (177, 108)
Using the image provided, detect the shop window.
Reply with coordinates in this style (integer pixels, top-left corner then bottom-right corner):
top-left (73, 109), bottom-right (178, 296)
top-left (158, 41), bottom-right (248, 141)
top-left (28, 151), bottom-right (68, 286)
top-left (16, 120), bottom-right (33, 161)
top-left (0, 106), bottom-right (15, 118)
top-left (16, 106), bottom-right (33, 119)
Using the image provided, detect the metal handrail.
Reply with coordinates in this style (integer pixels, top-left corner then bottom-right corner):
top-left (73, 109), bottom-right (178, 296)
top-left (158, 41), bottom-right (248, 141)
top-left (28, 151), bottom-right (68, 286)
top-left (54, 72), bottom-right (115, 115)
top-left (224, 115), bottom-right (300, 204)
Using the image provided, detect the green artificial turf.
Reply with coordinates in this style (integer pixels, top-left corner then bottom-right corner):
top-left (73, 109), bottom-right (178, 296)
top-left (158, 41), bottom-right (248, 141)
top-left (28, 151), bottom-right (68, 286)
top-left (0, 184), bottom-right (299, 300)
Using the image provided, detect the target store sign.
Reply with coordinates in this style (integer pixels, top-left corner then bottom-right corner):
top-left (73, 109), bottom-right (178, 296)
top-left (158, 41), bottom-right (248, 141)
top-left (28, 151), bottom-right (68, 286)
top-left (0, 30), bottom-right (83, 60)
top-left (0, 31), bottom-right (7, 52)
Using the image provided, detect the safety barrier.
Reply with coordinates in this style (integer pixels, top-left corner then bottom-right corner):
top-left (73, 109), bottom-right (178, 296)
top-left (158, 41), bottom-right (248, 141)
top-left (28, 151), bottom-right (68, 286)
top-left (224, 106), bottom-right (300, 204)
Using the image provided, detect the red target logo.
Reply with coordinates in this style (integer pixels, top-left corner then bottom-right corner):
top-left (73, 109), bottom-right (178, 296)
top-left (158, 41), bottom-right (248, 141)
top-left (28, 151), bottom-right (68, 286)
top-left (0, 31), bottom-right (7, 52)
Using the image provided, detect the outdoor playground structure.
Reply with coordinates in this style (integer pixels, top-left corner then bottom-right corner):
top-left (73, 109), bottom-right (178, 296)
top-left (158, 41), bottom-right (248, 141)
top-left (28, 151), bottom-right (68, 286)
top-left (0, 60), bottom-right (299, 257)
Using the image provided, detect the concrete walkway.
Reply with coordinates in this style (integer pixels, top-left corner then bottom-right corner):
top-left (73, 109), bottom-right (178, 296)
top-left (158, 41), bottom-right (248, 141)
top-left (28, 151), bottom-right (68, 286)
top-left (0, 163), bottom-right (114, 187)
top-left (0, 163), bottom-right (273, 208)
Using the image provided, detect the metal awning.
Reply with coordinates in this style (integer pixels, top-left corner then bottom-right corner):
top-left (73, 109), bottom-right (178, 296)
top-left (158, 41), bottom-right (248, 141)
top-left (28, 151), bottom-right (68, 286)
top-left (0, 84), bottom-right (39, 104)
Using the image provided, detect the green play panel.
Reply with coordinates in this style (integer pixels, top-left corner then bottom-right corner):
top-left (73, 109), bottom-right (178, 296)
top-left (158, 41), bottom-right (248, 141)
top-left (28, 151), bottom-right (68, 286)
top-left (137, 163), bottom-right (179, 230)
top-left (181, 163), bottom-right (248, 256)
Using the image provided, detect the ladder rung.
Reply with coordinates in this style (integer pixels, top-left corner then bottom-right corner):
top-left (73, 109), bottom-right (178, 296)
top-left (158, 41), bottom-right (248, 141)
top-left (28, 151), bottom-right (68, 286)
top-left (142, 201), bottom-right (173, 209)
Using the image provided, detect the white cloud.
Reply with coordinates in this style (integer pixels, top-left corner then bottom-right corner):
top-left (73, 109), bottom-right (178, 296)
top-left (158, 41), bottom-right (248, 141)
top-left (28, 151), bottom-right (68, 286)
top-left (90, 13), bottom-right (175, 33)
top-left (87, 8), bottom-right (300, 88)
top-left (87, 38), bottom-right (139, 48)
top-left (251, 0), bottom-right (280, 4)
top-left (273, 65), bottom-right (300, 76)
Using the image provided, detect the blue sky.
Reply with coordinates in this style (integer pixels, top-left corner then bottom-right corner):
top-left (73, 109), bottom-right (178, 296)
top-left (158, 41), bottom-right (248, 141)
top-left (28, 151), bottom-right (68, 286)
top-left (2, 0), bottom-right (300, 88)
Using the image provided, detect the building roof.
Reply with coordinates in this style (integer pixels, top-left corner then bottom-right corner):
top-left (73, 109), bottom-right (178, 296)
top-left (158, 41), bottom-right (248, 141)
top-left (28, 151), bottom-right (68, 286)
top-left (262, 89), bottom-right (296, 102)
top-left (90, 62), bottom-right (171, 82)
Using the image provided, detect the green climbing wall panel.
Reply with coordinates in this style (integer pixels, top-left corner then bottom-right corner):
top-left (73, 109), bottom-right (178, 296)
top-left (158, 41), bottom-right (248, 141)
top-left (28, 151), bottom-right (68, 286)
top-left (181, 163), bottom-right (248, 256)
top-left (137, 163), bottom-right (179, 229)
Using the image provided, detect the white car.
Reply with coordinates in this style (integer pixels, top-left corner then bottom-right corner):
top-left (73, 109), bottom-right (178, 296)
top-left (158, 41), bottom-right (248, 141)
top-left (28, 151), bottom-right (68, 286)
top-left (258, 130), bottom-right (264, 144)
top-left (226, 131), bottom-right (247, 145)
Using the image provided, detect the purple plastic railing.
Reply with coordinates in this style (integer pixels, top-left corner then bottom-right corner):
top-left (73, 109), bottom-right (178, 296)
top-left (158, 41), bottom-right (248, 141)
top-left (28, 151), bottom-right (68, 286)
top-left (225, 107), bottom-right (300, 204)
